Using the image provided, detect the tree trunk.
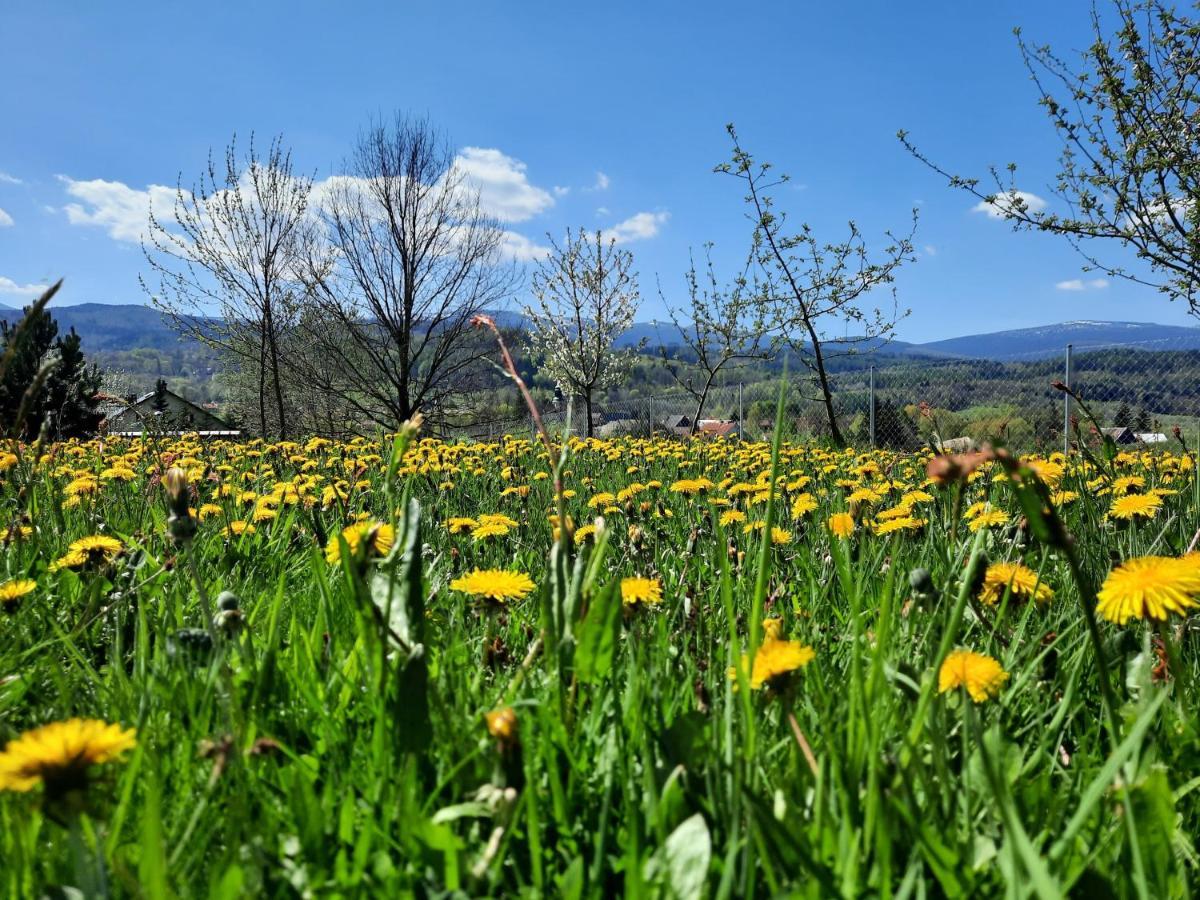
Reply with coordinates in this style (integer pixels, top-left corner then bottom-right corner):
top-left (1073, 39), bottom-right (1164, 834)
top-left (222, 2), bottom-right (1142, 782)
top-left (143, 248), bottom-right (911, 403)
top-left (798, 318), bottom-right (844, 448)
top-left (584, 391), bottom-right (594, 438)
top-left (264, 305), bottom-right (288, 440)
top-left (256, 327), bottom-right (268, 438)
top-left (690, 375), bottom-right (715, 436)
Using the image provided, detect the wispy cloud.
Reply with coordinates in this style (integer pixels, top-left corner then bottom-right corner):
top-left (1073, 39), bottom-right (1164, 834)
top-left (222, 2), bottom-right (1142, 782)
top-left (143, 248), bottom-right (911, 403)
top-left (1056, 277), bottom-right (1109, 292)
top-left (0, 207), bottom-right (12, 228)
top-left (497, 230), bottom-right (551, 262)
top-left (972, 190), bottom-right (1047, 219)
top-left (585, 171), bottom-right (610, 192)
top-left (0, 172), bottom-right (22, 185)
top-left (0, 275), bottom-right (49, 298)
top-left (454, 147), bottom-right (554, 223)
top-left (58, 175), bottom-right (177, 242)
top-left (603, 210), bottom-right (669, 244)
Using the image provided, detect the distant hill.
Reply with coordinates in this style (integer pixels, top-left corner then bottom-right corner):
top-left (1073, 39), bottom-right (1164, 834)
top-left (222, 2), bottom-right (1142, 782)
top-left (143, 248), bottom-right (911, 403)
top-left (0, 302), bottom-right (215, 351)
top-left (914, 320), bottom-right (1200, 360)
top-left (4, 303), bottom-right (1199, 364)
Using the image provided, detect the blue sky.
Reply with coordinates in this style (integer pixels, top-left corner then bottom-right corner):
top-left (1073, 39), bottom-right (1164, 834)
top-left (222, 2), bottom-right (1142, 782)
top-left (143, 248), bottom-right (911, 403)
top-left (0, 0), bottom-right (1194, 342)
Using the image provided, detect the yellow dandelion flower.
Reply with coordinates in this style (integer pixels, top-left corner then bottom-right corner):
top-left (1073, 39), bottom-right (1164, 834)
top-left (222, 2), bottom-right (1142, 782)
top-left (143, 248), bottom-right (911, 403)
top-left (979, 561), bottom-right (1053, 605)
top-left (790, 493), bottom-right (818, 519)
top-left (450, 569), bottom-right (536, 604)
top-left (1096, 556), bottom-right (1200, 624)
top-left (968, 509), bottom-right (1010, 532)
top-left (446, 517), bottom-right (478, 535)
top-left (471, 521), bottom-right (511, 541)
top-left (325, 521), bottom-right (395, 564)
top-left (0, 718), bottom-right (136, 794)
top-left (1109, 492), bottom-right (1162, 521)
top-left (873, 516), bottom-right (925, 536)
top-left (69, 534), bottom-right (123, 560)
top-left (620, 577), bottom-right (663, 606)
top-left (749, 640), bottom-right (815, 689)
top-left (719, 509), bottom-right (747, 528)
top-left (938, 650), bottom-right (1009, 702)
top-left (827, 513), bottom-right (855, 538)
top-left (222, 521), bottom-right (257, 539)
top-left (0, 578), bottom-right (36, 610)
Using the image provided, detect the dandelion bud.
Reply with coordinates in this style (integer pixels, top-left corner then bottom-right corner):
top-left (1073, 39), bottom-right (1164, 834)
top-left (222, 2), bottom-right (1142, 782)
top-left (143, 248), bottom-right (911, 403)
top-left (164, 467), bottom-right (197, 544)
top-left (485, 706), bottom-right (517, 741)
top-left (167, 628), bottom-right (213, 665)
top-left (215, 607), bottom-right (244, 636)
top-left (217, 590), bottom-right (241, 612)
top-left (909, 567), bottom-right (935, 597)
top-left (399, 412), bottom-right (425, 442)
top-left (163, 467), bottom-right (191, 517)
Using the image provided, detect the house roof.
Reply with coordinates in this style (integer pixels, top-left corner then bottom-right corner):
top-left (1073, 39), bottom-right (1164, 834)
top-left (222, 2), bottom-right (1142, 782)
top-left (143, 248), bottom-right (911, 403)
top-left (103, 387), bottom-right (234, 431)
top-left (696, 420), bottom-right (740, 437)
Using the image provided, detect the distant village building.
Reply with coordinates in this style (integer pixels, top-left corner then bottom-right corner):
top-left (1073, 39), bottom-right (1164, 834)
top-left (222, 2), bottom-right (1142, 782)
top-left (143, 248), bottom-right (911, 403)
top-left (1101, 427), bottom-right (1138, 445)
top-left (695, 419), bottom-right (742, 438)
top-left (660, 414), bottom-right (693, 437)
top-left (938, 436), bottom-right (978, 453)
top-left (1135, 432), bottom-right (1168, 444)
top-left (99, 388), bottom-right (239, 437)
top-left (598, 418), bottom-right (641, 437)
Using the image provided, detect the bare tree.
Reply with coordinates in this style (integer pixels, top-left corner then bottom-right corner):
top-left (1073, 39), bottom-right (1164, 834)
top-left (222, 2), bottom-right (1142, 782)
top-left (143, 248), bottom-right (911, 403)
top-left (900, 0), bottom-right (1200, 311)
top-left (142, 134), bottom-right (312, 439)
top-left (717, 125), bottom-right (917, 447)
top-left (297, 114), bottom-right (516, 429)
top-left (523, 228), bottom-right (641, 437)
top-left (659, 241), bottom-right (775, 432)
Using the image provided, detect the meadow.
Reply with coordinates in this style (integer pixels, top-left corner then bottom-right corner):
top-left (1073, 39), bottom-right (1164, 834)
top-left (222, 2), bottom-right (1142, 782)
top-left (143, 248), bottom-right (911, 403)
top-left (2, 420), bottom-right (1200, 897)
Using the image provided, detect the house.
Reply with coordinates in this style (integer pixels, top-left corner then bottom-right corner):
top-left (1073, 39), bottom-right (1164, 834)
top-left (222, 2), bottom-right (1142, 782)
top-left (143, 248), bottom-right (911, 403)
top-left (598, 418), bottom-right (641, 437)
top-left (101, 388), bottom-right (239, 437)
top-left (660, 414), bottom-right (693, 437)
top-left (1101, 427), bottom-right (1138, 445)
top-left (696, 419), bottom-right (742, 439)
top-left (938, 436), bottom-right (977, 453)
top-left (1136, 432), bottom-right (1168, 444)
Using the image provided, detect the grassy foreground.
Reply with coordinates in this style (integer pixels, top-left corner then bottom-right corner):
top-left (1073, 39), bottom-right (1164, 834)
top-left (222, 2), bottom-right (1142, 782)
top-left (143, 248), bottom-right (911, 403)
top-left (2, 427), bottom-right (1200, 897)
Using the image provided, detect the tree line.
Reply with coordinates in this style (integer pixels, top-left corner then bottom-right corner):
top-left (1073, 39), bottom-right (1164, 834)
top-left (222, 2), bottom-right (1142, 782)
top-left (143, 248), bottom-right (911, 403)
top-left (7, 1), bottom-right (1199, 445)
top-left (138, 114), bottom-right (917, 441)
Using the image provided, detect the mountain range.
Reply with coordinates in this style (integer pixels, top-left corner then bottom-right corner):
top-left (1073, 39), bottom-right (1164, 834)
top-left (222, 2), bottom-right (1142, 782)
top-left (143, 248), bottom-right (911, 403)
top-left (2, 302), bottom-right (1199, 362)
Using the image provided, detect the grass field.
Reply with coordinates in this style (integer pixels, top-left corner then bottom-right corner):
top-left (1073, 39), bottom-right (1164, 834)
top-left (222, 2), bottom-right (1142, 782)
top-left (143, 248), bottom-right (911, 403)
top-left (2, 422), bottom-right (1200, 897)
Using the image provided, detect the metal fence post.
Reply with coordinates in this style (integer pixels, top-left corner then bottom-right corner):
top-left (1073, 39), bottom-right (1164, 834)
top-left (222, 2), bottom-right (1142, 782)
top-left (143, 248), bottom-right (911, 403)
top-left (1063, 344), bottom-right (1073, 456)
top-left (869, 365), bottom-right (876, 448)
top-left (649, 394), bottom-right (655, 436)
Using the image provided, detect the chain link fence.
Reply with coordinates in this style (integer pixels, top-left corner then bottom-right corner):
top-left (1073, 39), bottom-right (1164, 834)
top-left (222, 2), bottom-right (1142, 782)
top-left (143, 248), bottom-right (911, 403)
top-left (445, 335), bottom-right (1200, 452)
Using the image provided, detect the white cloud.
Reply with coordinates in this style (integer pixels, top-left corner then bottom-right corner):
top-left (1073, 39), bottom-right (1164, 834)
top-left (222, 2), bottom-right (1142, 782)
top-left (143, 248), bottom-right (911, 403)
top-left (595, 206), bottom-right (610, 217)
top-left (0, 207), bottom-right (12, 227)
top-left (553, 185), bottom-right (570, 197)
top-left (0, 276), bottom-right (49, 298)
top-left (498, 230), bottom-right (551, 262)
top-left (58, 176), bottom-right (177, 242)
top-left (585, 171), bottom-right (610, 192)
top-left (0, 172), bottom-right (21, 185)
top-left (603, 210), bottom-right (669, 244)
top-left (1056, 277), bottom-right (1109, 292)
top-left (923, 244), bottom-right (937, 256)
top-left (453, 147), bottom-right (554, 223)
top-left (972, 190), bottom-right (1048, 219)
